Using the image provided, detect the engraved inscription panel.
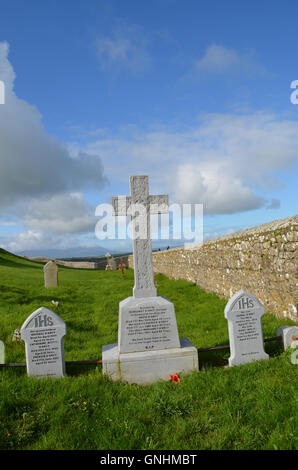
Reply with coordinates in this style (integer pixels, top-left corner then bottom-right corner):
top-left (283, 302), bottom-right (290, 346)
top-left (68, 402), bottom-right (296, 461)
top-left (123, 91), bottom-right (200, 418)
top-left (119, 297), bottom-right (180, 353)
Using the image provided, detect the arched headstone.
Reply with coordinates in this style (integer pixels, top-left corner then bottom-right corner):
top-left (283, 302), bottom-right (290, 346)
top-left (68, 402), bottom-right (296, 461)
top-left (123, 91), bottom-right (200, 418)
top-left (43, 261), bottom-right (58, 288)
top-left (224, 290), bottom-right (269, 367)
top-left (21, 307), bottom-right (66, 377)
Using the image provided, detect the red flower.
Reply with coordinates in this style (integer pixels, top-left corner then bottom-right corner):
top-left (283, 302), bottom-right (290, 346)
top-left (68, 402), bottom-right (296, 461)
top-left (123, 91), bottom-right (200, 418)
top-left (118, 263), bottom-right (126, 277)
top-left (169, 373), bottom-right (181, 383)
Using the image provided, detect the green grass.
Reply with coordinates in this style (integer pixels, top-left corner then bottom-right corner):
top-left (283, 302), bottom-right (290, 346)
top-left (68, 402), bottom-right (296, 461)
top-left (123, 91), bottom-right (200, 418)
top-left (0, 247), bottom-right (297, 450)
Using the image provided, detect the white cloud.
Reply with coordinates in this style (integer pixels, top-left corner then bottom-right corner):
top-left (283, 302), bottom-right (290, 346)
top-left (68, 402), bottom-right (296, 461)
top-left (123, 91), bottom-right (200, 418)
top-left (174, 163), bottom-right (265, 213)
top-left (17, 193), bottom-right (97, 234)
top-left (0, 40), bottom-right (109, 254)
top-left (196, 44), bottom-right (239, 71)
top-left (84, 111), bottom-right (298, 214)
top-left (1, 230), bottom-right (70, 253)
top-left (96, 22), bottom-right (151, 74)
top-left (0, 42), bottom-right (107, 209)
top-left (194, 43), bottom-right (267, 76)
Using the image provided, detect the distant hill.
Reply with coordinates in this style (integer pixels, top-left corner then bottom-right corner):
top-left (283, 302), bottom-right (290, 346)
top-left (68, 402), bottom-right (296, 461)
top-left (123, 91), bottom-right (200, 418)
top-left (15, 246), bottom-right (119, 259)
top-left (0, 247), bottom-right (44, 267)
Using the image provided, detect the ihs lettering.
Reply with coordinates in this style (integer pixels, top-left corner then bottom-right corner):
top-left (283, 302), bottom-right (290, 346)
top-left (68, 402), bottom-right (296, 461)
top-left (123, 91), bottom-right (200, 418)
top-left (34, 314), bottom-right (54, 328)
top-left (238, 297), bottom-right (254, 310)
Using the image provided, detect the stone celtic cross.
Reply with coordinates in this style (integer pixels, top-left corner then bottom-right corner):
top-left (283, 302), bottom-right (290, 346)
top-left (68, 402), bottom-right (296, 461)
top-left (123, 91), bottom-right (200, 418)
top-left (112, 176), bottom-right (168, 298)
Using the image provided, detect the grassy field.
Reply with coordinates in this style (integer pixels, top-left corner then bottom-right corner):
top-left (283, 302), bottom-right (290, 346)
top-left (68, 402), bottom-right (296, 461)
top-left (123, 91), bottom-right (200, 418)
top-left (0, 248), bottom-right (297, 450)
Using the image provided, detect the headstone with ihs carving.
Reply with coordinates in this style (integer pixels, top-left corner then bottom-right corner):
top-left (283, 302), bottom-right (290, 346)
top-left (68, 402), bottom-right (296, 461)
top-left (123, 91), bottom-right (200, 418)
top-left (224, 290), bottom-right (269, 367)
top-left (21, 307), bottom-right (66, 377)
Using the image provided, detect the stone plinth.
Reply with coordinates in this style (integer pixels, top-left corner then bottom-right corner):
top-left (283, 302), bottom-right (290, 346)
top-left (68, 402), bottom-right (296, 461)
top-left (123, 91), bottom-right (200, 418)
top-left (102, 337), bottom-right (198, 385)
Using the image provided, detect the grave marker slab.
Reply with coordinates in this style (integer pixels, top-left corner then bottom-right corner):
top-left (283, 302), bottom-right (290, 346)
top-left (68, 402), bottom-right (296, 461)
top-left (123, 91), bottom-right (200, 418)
top-left (224, 290), bottom-right (269, 366)
top-left (43, 261), bottom-right (58, 288)
top-left (102, 175), bottom-right (198, 384)
top-left (21, 307), bottom-right (66, 378)
top-left (277, 326), bottom-right (298, 350)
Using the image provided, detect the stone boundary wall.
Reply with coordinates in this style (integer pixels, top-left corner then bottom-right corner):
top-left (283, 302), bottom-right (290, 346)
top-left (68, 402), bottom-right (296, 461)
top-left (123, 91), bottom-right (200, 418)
top-left (56, 256), bottom-right (130, 270)
top-left (128, 215), bottom-right (298, 322)
top-left (27, 257), bottom-right (104, 269)
top-left (27, 256), bottom-right (130, 270)
top-left (55, 260), bottom-right (104, 269)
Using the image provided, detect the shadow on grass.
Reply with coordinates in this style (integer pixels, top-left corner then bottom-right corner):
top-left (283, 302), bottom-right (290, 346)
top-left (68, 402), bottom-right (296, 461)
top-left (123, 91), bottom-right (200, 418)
top-left (198, 337), bottom-right (283, 369)
top-left (65, 364), bottom-right (101, 377)
top-left (1, 345), bottom-right (285, 380)
top-left (198, 351), bottom-right (229, 369)
top-left (1, 364), bottom-right (101, 378)
top-left (264, 340), bottom-right (283, 357)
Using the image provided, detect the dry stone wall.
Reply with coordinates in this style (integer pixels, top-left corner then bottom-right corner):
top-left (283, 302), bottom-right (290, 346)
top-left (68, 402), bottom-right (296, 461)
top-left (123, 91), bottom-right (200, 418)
top-left (54, 260), bottom-right (104, 269)
top-left (128, 215), bottom-right (298, 322)
top-left (28, 257), bottom-right (129, 270)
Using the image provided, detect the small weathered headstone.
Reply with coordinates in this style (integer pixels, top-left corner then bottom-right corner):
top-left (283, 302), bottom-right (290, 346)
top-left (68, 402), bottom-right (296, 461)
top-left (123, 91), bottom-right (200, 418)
top-left (224, 290), bottom-right (269, 367)
top-left (21, 307), bottom-right (66, 378)
top-left (277, 326), bottom-right (298, 350)
top-left (43, 261), bottom-right (58, 288)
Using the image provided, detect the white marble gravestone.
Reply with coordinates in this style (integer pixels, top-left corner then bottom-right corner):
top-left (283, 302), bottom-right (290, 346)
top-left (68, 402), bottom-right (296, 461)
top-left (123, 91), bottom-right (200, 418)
top-left (277, 326), bottom-right (298, 350)
top-left (102, 176), bottom-right (198, 384)
top-left (224, 290), bottom-right (269, 367)
top-left (43, 261), bottom-right (58, 288)
top-left (21, 307), bottom-right (66, 378)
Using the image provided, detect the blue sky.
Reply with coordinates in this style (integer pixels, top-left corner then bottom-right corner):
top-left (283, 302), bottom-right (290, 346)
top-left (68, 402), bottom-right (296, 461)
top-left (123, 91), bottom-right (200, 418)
top-left (0, 0), bottom-right (297, 255)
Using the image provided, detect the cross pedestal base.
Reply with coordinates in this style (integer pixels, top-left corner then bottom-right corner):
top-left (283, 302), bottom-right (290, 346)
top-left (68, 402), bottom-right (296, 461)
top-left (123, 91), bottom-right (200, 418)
top-left (102, 338), bottom-right (199, 385)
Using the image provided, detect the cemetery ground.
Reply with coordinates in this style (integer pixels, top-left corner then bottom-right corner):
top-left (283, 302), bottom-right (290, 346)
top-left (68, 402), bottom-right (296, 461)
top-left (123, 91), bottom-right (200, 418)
top-left (0, 248), bottom-right (297, 451)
